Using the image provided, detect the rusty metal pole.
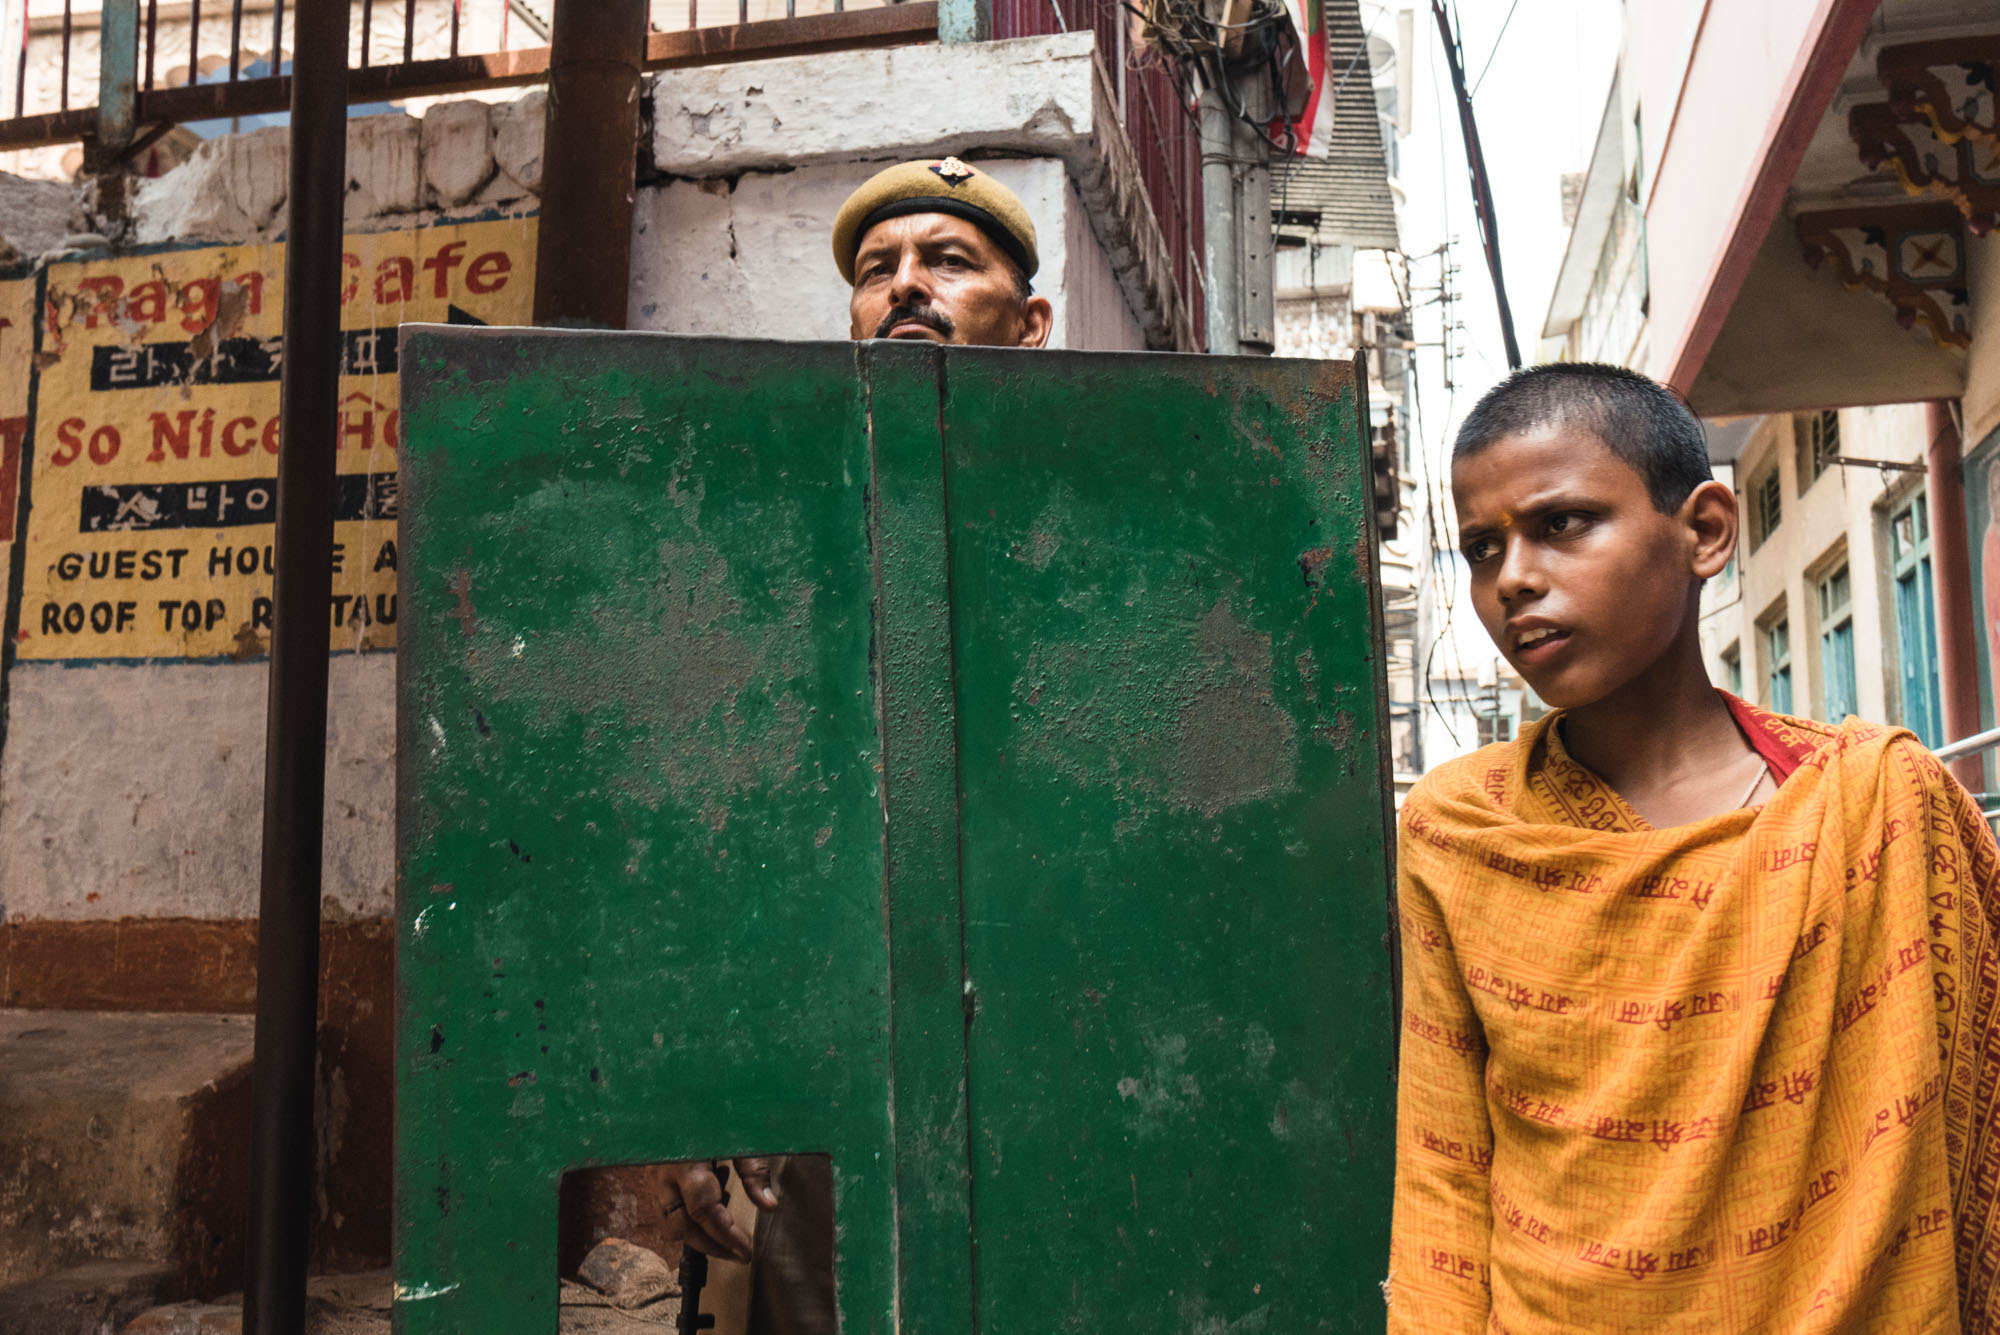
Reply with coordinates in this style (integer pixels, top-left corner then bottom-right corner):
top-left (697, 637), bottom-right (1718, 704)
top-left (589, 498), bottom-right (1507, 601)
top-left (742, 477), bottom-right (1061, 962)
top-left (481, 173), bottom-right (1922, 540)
top-left (533, 0), bottom-right (646, 328)
top-left (1926, 399), bottom-right (1983, 791)
top-left (244, 0), bottom-right (347, 1329)
top-left (95, 0), bottom-right (138, 152)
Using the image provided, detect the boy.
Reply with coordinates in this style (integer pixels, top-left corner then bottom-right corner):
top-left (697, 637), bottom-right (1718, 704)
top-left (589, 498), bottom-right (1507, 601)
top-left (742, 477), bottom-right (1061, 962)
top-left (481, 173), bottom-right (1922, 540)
top-left (1389, 363), bottom-right (2000, 1333)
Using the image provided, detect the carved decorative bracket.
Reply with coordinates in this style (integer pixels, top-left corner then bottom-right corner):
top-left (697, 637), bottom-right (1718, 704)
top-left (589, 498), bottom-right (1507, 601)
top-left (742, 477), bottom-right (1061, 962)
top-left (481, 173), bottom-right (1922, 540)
top-left (1878, 38), bottom-right (1996, 145)
top-left (1795, 203), bottom-right (1972, 350)
top-left (1850, 101), bottom-right (2000, 235)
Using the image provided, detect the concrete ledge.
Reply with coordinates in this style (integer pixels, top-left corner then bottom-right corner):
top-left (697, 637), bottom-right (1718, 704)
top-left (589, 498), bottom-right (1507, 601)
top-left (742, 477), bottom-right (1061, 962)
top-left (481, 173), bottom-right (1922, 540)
top-left (0, 1011), bottom-right (254, 1292)
top-left (646, 32), bottom-right (1193, 350)
top-left (0, 1259), bottom-right (177, 1335)
top-left (650, 33), bottom-right (1100, 175)
top-left (0, 919), bottom-right (398, 1279)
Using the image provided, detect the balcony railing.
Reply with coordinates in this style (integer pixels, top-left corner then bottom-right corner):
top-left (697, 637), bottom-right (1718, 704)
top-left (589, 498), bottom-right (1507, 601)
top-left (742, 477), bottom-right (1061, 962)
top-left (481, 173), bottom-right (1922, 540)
top-left (0, 0), bottom-right (936, 151)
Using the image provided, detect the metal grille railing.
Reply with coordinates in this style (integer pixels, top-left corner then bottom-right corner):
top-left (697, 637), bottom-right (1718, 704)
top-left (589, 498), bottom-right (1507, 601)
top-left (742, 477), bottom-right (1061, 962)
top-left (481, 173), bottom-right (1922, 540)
top-left (1, 0), bottom-right (930, 151)
top-left (994, 0), bottom-right (1204, 342)
top-left (1936, 726), bottom-right (2000, 834)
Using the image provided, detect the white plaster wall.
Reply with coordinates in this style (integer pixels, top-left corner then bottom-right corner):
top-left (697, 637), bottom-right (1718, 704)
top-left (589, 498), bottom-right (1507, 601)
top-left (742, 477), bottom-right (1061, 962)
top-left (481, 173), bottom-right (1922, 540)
top-left (0, 655), bottom-right (394, 921)
top-left (628, 157), bottom-right (1103, 348)
top-left (1062, 178), bottom-right (1146, 352)
top-left (648, 34), bottom-right (1100, 179)
top-left (1633, 0), bottom-right (1833, 387)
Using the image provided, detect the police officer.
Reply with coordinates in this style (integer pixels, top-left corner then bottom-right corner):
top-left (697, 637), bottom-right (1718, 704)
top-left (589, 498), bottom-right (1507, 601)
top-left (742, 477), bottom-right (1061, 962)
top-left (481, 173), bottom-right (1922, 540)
top-left (839, 154), bottom-right (1052, 347)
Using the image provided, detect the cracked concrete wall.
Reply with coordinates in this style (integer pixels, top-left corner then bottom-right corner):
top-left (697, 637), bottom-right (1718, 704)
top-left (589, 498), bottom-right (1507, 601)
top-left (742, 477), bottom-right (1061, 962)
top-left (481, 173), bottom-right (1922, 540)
top-left (648, 33), bottom-right (1101, 177)
top-left (0, 657), bottom-right (395, 921)
top-left (0, 39), bottom-right (1165, 926)
top-left (0, 175), bottom-right (88, 266)
top-left (125, 101), bottom-right (536, 250)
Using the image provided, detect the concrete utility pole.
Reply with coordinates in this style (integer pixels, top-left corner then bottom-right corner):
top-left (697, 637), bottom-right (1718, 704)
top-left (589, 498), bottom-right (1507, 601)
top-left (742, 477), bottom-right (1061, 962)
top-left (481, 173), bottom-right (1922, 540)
top-left (1200, 79), bottom-right (1276, 356)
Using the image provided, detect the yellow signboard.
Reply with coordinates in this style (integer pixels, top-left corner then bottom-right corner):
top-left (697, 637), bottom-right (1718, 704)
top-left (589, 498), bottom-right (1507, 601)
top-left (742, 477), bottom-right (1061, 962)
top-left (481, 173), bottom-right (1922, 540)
top-left (0, 275), bottom-right (34, 618)
top-left (17, 217), bottom-right (535, 660)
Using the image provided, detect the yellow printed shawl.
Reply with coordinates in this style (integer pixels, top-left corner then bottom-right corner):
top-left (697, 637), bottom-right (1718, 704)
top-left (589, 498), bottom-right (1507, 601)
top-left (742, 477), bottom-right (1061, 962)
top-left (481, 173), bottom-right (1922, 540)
top-left (1388, 703), bottom-right (2000, 1334)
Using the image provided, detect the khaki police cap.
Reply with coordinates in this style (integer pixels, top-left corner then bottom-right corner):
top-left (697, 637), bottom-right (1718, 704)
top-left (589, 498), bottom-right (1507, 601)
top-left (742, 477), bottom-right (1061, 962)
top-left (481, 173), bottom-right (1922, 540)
top-left (832, 157), bottom-right (1039, 286)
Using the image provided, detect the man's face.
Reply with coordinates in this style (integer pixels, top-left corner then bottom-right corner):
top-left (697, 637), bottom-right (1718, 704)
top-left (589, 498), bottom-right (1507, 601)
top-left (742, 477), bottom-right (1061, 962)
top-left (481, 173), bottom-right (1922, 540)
top-left (848, 213), bottom-right (1052, 348)
top-left (1452, 424), bottom-right (1722, 711)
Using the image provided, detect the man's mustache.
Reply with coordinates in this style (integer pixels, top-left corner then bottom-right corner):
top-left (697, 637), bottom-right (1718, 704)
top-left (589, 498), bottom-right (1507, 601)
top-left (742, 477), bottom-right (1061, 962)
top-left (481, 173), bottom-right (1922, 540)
top-left (875, 303), bottom-right (954, 339)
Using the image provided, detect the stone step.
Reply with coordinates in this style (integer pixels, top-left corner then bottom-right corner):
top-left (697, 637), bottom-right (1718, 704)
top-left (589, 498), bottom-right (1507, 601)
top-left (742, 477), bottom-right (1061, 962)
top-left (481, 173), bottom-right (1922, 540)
top-left (0, 1010), bottom-right (255, 1294)
top-left (123, 1269), bottom-right (697, 1333)
top-left (0, 1259), bottom-right (178, 1335)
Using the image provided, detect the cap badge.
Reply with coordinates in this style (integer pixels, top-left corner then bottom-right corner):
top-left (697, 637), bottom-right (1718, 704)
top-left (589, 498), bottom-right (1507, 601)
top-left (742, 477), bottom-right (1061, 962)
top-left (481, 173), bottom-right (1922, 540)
top-left (930, 156), bottom-right (976, 186)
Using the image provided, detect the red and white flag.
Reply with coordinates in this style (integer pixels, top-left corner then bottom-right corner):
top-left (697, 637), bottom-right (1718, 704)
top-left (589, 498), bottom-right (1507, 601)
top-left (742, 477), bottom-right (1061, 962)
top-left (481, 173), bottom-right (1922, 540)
top-left (1281, 0), bottom-right (1337, 155)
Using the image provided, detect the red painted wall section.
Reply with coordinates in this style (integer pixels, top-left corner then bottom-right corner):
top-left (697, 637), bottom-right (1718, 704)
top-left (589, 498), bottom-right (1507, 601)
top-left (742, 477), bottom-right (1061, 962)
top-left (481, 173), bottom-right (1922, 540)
top-left (1639, 0), bottom-right (1879, 393)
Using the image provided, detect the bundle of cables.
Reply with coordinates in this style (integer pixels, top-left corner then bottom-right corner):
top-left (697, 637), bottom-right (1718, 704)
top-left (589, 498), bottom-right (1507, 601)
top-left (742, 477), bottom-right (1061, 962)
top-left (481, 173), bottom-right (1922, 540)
top-left (1125, 0), bottom-right (1302, 155)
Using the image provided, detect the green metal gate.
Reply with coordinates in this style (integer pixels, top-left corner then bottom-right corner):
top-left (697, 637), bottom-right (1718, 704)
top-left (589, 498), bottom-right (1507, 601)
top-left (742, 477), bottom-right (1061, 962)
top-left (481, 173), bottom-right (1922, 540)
top-left (394, 330), bottom-right (1397, 1333)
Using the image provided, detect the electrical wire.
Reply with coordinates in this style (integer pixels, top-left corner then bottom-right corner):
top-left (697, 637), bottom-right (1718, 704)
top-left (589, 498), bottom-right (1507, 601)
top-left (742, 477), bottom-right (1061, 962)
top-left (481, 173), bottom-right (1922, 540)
top-left (1138, 0), bottom-right (1488, 744)
top-left (1407, 62), bottom-right (1467, 744)
top-left (1417, 32), bottom-right (1490, 734)
top-left (1469, 0), bottom-right (1520, 95)
top-left (1408, 348), bottom-right (1465, 748)
top-left (1204, 40), bottom-right (1299, 158)
top-left (1432, 0), bottom-right (1522, 370)
top-left (1127, 0), bottom-right (1302, 156)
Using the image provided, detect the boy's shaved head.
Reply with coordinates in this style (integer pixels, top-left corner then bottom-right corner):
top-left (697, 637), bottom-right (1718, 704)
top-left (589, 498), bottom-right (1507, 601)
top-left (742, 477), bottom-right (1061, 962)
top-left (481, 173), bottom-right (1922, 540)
top-left (1454, 363), bottom-right (1712, 512)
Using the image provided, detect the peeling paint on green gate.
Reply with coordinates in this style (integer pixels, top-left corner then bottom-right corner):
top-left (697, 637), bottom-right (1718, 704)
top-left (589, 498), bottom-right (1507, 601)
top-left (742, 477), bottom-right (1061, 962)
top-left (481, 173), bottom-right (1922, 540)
top-left (395, 330), bottom-right (1395, 1334)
